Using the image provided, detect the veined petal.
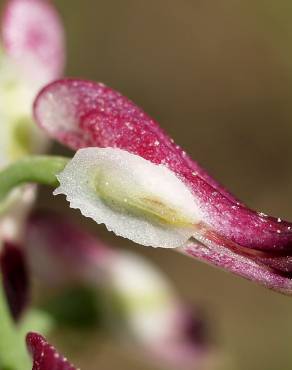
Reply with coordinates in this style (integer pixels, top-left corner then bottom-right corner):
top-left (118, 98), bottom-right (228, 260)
top-left (26, 332), bottom-right (77, 370)
top-left (34, 79), bottom-right (292, 253)
top-left (1, 0), bottom-right (65, 85)
top-left (54, 147), bottom-right (201, 248)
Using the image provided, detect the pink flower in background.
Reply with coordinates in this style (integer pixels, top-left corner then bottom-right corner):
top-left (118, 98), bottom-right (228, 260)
top-left (34, 78), bottom-right (292, 294)
top-left (0, 0), bottom-right (65, 328)
top-left (0, 0), bottom-right (65, 241)
top-left (0, 0), bottom-right (65, 361)
top-left (1, 0), bottom-right (65, 85)
top-left (25, 211), bottom-right (212, 369)
top-left (0, 0), bottom-right (65, 167)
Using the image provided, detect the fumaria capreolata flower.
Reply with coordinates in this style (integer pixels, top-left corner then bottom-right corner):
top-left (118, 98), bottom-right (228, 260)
top-left (34, 78), bottom-right (292, 294)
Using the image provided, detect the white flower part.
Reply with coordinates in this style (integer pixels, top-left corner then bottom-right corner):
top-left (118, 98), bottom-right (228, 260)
top-left (0, 53), bottom-right (48, 168)
top-left (0, 51), bottom-right (47, 241)
top-left (0, 185), bottom-right (36, 242)
top-left (54, 147), bottom-right (201, 248)
top-left (106, 251), bottom-right (181, 342)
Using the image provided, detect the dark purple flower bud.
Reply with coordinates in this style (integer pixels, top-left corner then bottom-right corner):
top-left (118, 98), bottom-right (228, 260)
top-left (0, 242), bottom-right (29, 321)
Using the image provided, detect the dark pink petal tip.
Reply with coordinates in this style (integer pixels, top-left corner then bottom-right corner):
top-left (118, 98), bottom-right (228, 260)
top-left (26, 332), bottom-right (78, 370)
top-left (33, 78), bottom-right (292, 293)
top-left (0, 242), bottom-right (29, 321)
top-left (1, 0), bottom-right (65, 83)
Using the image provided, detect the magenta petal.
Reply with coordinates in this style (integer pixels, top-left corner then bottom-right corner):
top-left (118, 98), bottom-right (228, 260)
top-left (252, 255), bottom-right (292, 274)
top-left (33, 79), bottom-right (239, 204)
top-left (182, 240), bottom-right (292, 294)
top-left (0, 242), bottom-right (29, 321)
top-left (1, 0), bottom-right (65, 83)
top-left (26, 332), bottom-right (77, 370)
top-left (34, 79), bottom-right (292, 253)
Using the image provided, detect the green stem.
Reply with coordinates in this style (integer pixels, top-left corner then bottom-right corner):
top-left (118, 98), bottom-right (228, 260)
top-left (0, 155), bottom-right (70, 202)
top-left (0, 155), bottom-right (70, 370)
top-left (0, 272), bottom-right (30, 370)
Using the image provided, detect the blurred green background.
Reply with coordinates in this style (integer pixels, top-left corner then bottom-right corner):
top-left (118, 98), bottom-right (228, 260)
top-left (5, 0), bottom-right (292, 369)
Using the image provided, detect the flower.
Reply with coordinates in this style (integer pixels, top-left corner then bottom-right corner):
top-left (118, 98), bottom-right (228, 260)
top-left (0, 4), bottom-right (65, 368)
top-left (0, 5), bottom-right (215, 369)
top-left (0, 0), bottom-right (65, 327)
top-left (0, 242), bottom-right (29, 321)
top-left (25, 211), bottom-right (212, 369)
top-left (0, 0), bottom-right (65, 242)
top-left (34, 78), bottom-right (292, 294)
top-left (26, 332), bottom-right (78, 370)
top-left (0, 0), bottom-right (65, 167)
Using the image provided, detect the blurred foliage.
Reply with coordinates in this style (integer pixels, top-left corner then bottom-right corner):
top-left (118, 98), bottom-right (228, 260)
top-left (41, 286), bottom-right (102, 329)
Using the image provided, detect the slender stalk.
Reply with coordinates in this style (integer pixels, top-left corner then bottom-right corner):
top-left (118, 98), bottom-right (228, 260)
top-left (0, 155), bottom-right (70, 370)
top-left (0, 155), bottom-right (70, 202)
top-left (0, 272), bottom-right (30, 370)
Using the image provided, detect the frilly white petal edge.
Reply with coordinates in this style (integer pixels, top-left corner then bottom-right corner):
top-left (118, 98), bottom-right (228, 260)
top-left (54, 148), bottom-right (202, 248)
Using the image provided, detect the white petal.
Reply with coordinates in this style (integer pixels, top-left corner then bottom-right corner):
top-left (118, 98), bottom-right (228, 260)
top-left (54, 147), bottom-right (202, 248)
top-left (0, 55), bottom-right (48, 167)
top-left (107, 251), bottom-right (181, 341)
